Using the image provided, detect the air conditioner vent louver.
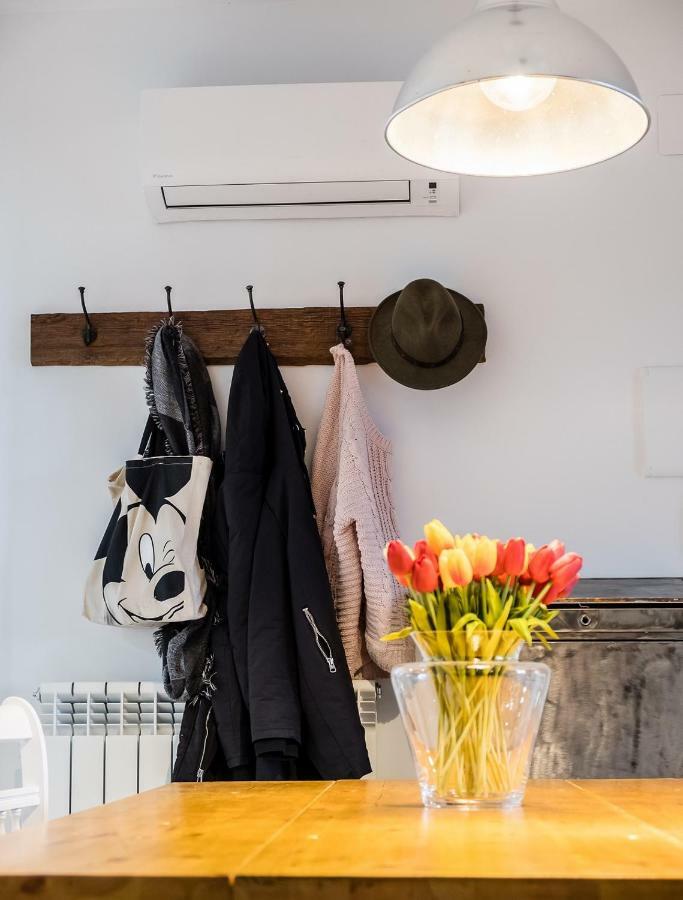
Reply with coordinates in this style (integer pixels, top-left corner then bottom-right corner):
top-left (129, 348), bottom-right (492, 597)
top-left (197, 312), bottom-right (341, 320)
top-left (162, 179), bottom-right (412, 209)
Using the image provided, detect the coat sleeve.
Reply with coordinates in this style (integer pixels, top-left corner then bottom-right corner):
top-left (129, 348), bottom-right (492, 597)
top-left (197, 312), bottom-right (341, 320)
top-left (248, 499), bottom-right (302, 746)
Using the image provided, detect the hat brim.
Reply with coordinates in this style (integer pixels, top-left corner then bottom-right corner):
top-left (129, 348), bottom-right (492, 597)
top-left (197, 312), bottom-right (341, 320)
top-left (368, 288), bottom-right (487, 390)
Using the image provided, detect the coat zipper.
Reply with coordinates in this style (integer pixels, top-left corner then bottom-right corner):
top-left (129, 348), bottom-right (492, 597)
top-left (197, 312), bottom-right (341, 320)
top-left (196, 706), bottom-right (213, 783)
top-left (303, 608), bottom-right (337, 673)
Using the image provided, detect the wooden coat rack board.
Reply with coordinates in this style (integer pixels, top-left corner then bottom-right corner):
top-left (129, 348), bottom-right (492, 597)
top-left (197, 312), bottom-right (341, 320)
top-left (30, 307), bottom-right (377, 367)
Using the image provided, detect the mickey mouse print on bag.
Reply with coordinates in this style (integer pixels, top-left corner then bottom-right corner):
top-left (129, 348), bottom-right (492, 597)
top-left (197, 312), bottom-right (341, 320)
top-left (83, 453), bottom-right (212, 627)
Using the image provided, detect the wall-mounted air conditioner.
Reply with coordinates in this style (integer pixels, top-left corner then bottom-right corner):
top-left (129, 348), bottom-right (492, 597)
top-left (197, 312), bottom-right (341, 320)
top-left (140, 83), bottom-right (459, 223)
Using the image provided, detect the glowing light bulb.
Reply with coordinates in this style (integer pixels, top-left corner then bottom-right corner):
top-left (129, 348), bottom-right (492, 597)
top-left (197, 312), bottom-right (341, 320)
top-left (480, 75), bottom-right (557, 112)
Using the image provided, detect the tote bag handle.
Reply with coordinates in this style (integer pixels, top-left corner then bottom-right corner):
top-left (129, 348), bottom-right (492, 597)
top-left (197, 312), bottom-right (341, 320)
top-left (138, 415), bottom-right (164, 457)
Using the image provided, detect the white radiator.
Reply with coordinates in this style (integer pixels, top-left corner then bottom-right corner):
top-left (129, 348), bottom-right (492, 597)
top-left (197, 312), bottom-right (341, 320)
top-left (35, 680), bottom-right (379, 819)
top-left (35, 682), bottom-right (185, 818)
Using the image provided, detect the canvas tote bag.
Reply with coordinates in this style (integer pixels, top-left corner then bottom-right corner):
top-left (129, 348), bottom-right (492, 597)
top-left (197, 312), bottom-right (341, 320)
top-left (84, 429), bottom-right (212, 626)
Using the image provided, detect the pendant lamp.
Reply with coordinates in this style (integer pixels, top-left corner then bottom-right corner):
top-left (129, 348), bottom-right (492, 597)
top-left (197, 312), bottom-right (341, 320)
top-left (385, 0), bottom-right (649, 177)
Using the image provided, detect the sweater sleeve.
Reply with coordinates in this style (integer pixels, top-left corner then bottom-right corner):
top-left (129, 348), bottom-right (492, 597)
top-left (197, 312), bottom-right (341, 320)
top-left (311, 347), bottom-right (365, 677)
top-left (352, 453), bottom-right (413, 673)
top-left (330, 516), bottom-right (365, 678)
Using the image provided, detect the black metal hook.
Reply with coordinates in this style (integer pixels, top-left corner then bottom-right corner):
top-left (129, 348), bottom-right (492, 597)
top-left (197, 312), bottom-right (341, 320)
top-left (246, 284), bottom-right (265, 335)
top-left (165, 285), bottom-right (173, 317)
top-left (336, 280), bottom-right (352, 347)
top-left (78, 286), bottom-right (97, 346)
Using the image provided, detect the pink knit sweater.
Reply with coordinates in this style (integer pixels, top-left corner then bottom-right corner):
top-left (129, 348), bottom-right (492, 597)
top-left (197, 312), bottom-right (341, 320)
top-left (311, 345), bottom-right (412, 679)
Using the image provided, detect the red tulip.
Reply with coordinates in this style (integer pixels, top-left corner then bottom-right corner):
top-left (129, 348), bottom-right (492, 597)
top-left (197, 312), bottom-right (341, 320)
top-left (548, 539), bottom-right (565, 561)
top-left (542, 582), bottom-right (562, 605)
top-left (385, 540), bottom-right (414, 587)
top-left (503, 538), bottom-right (526, 577)
top-left (543, 575), bottom-right (579, 605)
top-left (549, 552), bottom-right (583, 592)
top-left (412, 554), bottom-right (439, 593)
top-left (560, 576), bottom-right (580, 598)
top-left (527, 545), bottom-right (555, 583)
top-left (413, 539), bottom-right (438, 570)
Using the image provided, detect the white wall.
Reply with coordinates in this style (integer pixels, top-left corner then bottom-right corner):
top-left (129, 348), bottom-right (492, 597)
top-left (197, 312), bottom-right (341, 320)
top-left (1, 0), bottom-right (683, 700)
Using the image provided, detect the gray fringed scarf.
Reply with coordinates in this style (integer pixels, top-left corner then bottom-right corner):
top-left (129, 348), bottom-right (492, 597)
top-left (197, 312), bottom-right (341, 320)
top-left (144, 318), bottom-right (221, 459)
top-left (144, 319), bottom-right (222, 701)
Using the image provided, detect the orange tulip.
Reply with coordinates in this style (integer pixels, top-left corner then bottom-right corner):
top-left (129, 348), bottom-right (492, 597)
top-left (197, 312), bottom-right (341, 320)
top-left (439, 548), bottom-right (474, 588)
top-left (423, 519), bottom-right (455, 556)
top-left (518, 542), bottom-right (536, 584)
top-left (491, 540), bottom-right (506, 579)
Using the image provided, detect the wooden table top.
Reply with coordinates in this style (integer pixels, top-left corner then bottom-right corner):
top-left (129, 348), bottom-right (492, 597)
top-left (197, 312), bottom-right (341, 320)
top-left (1, 779), bottom-right (682, 899)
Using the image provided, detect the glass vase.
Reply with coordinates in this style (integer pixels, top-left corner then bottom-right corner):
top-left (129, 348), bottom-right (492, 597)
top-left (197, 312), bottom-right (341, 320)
top-left (392, 658), bottom-right (550, 809)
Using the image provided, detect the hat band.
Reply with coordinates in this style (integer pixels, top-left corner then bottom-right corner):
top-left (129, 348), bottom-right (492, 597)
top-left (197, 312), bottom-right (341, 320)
top-left (391, 329), bottom-right (463, 369)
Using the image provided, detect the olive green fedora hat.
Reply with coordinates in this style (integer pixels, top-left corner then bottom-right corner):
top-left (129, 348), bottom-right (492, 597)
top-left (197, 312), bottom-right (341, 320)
top-left (368, 278), bottom-right (487, 390)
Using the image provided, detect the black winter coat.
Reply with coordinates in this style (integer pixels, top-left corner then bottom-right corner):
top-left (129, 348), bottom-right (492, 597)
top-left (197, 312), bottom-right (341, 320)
top-left (175, 332), bottom-right (370, 781)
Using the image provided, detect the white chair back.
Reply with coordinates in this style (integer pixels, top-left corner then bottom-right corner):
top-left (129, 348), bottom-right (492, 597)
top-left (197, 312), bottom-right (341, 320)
top-left (0, 697), bottom-right (48, 830)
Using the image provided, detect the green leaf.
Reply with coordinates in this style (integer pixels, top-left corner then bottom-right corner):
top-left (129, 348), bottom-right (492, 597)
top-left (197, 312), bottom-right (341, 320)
top-left (528, 617), bottom-right (559, 640)
top-left (485, 578), bottom-right (503, 622)
top-left (492, 596), bottom-right (513, 633)
top-left (435, 630), bottom-right (453, 659)
top-left (423, 593), bottom-right (439, 630)
top-left (534, 631), bottom-right (552, 650)
top-left (522, 596), bottom-right (543, 619)
top-left (381, 627), bottom-right (414, 642)
top-left (480, 598), bottom-right (514, 659)
top-left (445, 590), bottom-right (459, 627)
top-left (509, 617), bottom-right (533, 645)
top-left (408, 599), bottom-right (430, 631)
top-left (451, 613), bottom-right (484, 632)
top-left (434, 593), bottom-right (448, 632)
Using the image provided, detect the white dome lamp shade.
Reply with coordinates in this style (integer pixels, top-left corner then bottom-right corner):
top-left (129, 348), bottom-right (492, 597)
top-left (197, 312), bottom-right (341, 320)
top-left (385, 0), bottom-right (649, 177)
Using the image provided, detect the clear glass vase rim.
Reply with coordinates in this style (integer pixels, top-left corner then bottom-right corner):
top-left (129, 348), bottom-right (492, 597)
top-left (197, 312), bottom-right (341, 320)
top-left (392, 659), bottom-right (551, 676)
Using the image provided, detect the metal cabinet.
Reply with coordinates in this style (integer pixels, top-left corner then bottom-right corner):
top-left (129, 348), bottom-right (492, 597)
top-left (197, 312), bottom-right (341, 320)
top-left (371, 580), bottom-right (683, 781)
top-left (526, 598), bottom-right (683, 778)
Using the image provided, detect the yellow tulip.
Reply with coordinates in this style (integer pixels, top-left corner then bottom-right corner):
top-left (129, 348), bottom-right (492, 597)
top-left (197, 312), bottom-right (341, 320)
top-left (423, 519), bottom-right (455, 556)
top-left (456, 533), bottom-right (478, 566)
top-left (472, 536), bottom-right (498, 578)
top-left (439, 548), bottom-right (473, 588)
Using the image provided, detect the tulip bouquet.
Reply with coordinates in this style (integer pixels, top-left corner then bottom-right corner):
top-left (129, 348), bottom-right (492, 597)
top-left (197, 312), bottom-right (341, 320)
top-left (384, 522), bottom-right (582, 660)
top-left (384, 521), bottom-right (583, 805)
